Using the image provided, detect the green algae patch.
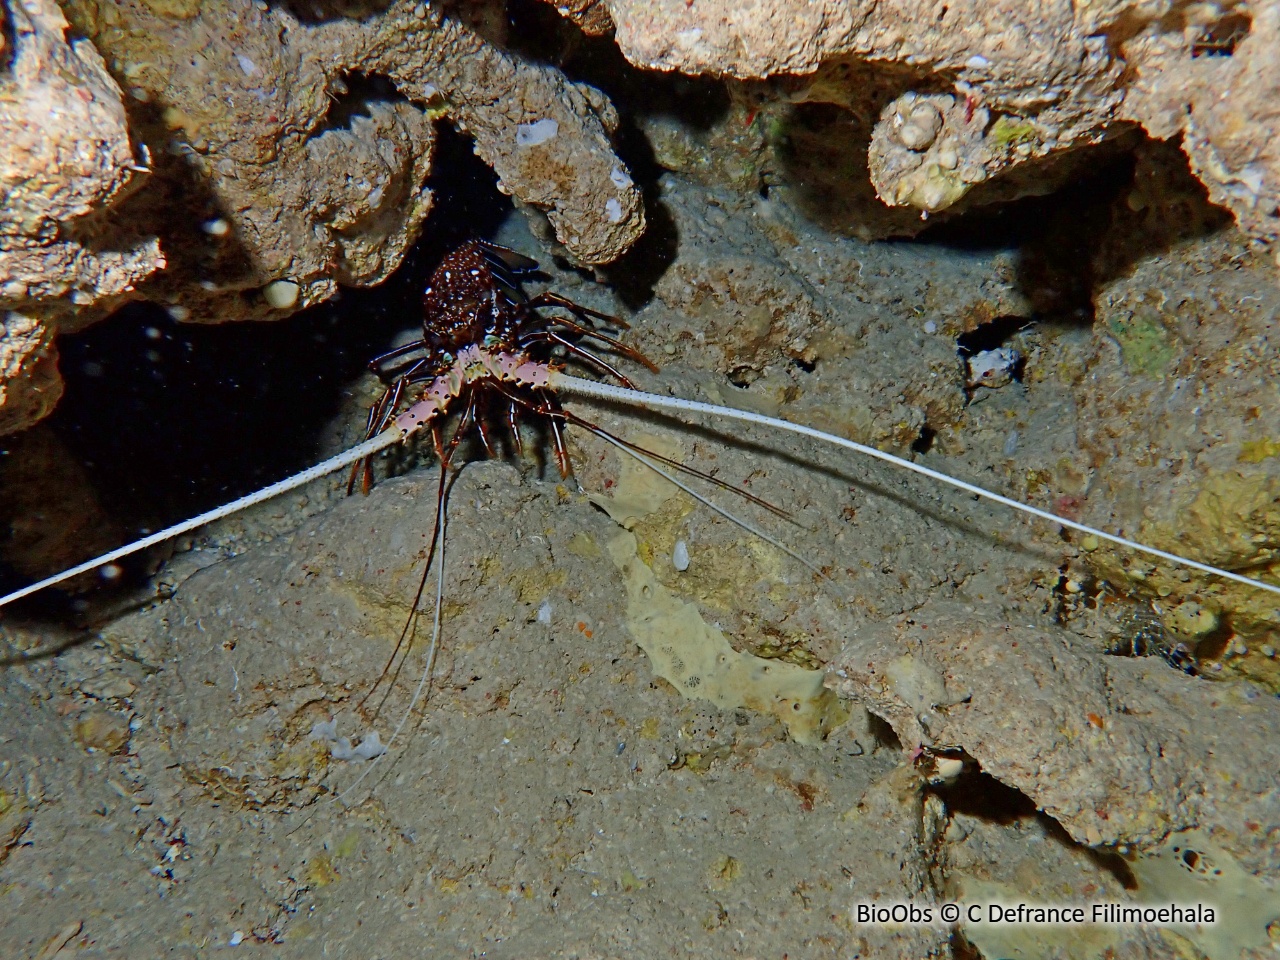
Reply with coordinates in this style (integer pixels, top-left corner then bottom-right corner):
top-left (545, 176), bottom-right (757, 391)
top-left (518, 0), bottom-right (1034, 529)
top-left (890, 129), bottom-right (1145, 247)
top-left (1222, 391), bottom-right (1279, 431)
top-left (1239, 438), bottom-right (1280, 464)
top-left (990, 116), bottom-right (1038, 148)
top-left (605, 530), bottom-right (842, 744)
top-left (1105, 309), bottom-right (1178, 378)
top-left (1088, 471), bottom-right (1280, 678)
top-left (565, 532), bottom-right (602, 559)
top-left (513, 566), bottom-right (565, 603)
top-left (1161, 472), bottom-right (1280, 569)
top-left (707, 854), bottom-right (741, 891)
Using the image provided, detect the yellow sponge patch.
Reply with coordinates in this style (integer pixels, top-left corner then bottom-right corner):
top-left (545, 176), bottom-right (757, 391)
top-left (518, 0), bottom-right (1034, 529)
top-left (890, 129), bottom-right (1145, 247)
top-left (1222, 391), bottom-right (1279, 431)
top-left (605, 530), bottom-right (842, 744)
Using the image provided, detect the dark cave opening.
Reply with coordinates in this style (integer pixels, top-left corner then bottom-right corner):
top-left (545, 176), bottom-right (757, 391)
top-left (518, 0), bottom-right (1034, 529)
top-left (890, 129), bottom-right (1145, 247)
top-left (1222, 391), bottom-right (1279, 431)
top-left (0, 126), bottom-right (512, 613)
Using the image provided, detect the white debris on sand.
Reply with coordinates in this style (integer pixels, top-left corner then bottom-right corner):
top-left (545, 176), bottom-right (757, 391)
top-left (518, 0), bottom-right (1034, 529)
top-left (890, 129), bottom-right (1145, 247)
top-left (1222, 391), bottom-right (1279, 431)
top-left (309, 719), bottom-right (388, 761)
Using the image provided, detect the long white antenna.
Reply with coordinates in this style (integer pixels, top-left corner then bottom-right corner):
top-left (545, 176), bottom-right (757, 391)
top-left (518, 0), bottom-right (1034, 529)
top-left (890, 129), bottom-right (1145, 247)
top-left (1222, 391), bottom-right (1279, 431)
top-left (552, 373), bottom-right (1280, 599)
top-left (5, 372), bottom-right (1278, 609)
top-left (0, 428), bottom-right (403, 608)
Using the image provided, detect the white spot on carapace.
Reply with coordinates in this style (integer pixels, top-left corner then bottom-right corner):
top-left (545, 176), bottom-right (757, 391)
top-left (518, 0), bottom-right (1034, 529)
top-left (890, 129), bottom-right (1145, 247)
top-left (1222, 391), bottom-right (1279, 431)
top-left (516, 118), bottom-right (559, 147)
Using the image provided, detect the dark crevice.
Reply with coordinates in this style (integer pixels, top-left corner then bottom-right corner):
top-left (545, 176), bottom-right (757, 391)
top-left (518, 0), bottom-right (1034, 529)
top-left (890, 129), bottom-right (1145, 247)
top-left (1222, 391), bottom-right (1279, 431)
top-left (865, 713), bottom-right (902, 752)
top-left (916, 135), bottom-right (1236, 331)
top-left (597, 133), bottom-right (680, 311)
top-left (320, 71), bottom-right (407, 131)
top-left (915, 147), bottom-right (1137, 324)
top-left (931, 767), bottom-right (1139, 891)
top-left (956, 315), bottom-right (1032, 356)
top-left (0, 7), bottom-right (17, 73)
top-left (489, 0), bottom-right (719, 308)
top-left (502, 0), bottom-right (731, 134)
top-left (0, 126), bottom-right (511, 618)
top-left (931, 768), bottom-right (1037, 825)
top-left (910, 426), bottom-right (936, 455)
top-left (269, 0), bottom-right (393, 24)
top-left (1191, 11), bottom-right (1251, 57)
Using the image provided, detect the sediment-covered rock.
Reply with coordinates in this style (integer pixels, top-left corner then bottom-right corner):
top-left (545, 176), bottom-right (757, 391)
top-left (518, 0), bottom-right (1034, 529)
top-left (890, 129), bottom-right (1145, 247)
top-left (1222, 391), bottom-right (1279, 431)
top-left (827, 600), bottom-right (1280, 879)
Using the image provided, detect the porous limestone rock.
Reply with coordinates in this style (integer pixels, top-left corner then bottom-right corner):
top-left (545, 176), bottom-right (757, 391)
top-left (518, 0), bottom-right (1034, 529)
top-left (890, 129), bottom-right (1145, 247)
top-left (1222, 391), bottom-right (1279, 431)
top-left (1067, 144), bottom-right (1280, 668)
top-left (827, 600), bottom-right (1280, 879)
top-left (596, 0), bottom-right (1280, 255)
top-left (0, 312), bottom-right (62, 435)
top-left (0, 0), bottom-right (164, 433)
top-left (0, 0), bottom-right (644, 434)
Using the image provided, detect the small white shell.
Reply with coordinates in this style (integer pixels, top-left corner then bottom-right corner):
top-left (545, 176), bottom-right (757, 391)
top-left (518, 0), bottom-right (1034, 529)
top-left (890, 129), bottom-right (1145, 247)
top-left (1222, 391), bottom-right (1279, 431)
top-left (931, 756), bottom-right (964, 783)
top-left (263, 279), bottom-right (299, 309)
top-left (536, 599), bottom-right (553, 624)
top-left (673, 539), bottom-right (690, 572)
top-left (899, 122), bottom-right (935, 151)
top-left (918, 177), bottom-right (951, 211)
top-left (897, 103), bottom-right (942, 151)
